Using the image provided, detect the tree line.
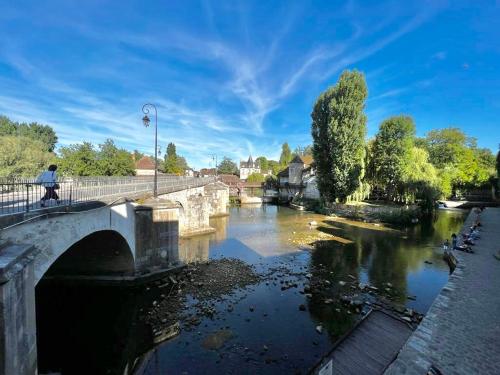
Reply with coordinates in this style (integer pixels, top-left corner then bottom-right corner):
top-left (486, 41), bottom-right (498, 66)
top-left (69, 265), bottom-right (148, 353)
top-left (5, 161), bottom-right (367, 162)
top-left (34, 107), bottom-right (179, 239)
top-left (0, 115), bottom-right (191, 177)
top-left (0, 115), bottom-right (306, 180)
top-left (311, 70), bottom-right (497, 205)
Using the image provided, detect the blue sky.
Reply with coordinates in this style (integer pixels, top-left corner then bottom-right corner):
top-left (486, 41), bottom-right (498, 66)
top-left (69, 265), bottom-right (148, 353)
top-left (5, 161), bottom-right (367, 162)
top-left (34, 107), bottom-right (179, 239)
top-left (0, 0), bottom-right (499, 169)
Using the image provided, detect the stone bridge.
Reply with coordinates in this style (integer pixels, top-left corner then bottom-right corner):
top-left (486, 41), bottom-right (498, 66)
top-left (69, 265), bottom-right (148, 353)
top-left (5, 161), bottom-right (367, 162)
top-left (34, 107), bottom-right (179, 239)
top-left (0, 181), bottom-right (229, 374)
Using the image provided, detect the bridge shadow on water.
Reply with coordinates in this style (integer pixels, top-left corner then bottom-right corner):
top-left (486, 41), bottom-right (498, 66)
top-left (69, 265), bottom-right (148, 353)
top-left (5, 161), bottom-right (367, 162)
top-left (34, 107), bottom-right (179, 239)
top-left (35, 230), bottom-right (142, 374)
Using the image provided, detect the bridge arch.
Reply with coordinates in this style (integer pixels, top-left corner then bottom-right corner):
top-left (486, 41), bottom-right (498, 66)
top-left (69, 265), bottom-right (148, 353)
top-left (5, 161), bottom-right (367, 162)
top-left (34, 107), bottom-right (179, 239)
top-left (42, 230), bottom-right (135, 279)
top-left (0, 202), bottom-right (137, 285)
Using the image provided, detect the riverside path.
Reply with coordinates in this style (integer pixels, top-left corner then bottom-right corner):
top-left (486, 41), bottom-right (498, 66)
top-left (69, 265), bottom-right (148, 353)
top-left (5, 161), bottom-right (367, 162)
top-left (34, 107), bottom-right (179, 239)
top-left (385, 207), bottom-right (500, 375)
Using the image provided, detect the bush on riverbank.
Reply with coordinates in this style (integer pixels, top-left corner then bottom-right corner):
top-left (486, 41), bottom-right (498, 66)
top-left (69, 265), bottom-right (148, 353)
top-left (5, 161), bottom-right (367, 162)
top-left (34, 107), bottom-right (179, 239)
top-left (331, 202), bottom-right (420, 225)
top-left (290, 197), bottom-right (421, 225)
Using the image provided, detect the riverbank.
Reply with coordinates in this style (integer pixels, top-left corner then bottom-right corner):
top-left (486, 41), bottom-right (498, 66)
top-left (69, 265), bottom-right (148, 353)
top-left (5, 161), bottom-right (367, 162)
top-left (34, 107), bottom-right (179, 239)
top-left (288, 198), bottom-right (422, 225)
top-left (385, 207), bottom-right (500, 375)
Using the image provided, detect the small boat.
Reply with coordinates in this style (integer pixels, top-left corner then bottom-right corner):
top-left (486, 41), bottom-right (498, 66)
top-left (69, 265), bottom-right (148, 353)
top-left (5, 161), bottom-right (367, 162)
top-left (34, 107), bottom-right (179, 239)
top-left (437, 201), bottom-right (448, 209)
top-left (289, 202), bottom-right (306, 211)
top-left (262, 196), bottom-right (278, 203)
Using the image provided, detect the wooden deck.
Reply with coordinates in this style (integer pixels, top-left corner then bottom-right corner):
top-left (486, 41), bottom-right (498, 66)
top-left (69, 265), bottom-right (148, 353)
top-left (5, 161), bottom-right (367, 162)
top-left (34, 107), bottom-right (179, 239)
top-left (310, 309), bottom-right (413, 375)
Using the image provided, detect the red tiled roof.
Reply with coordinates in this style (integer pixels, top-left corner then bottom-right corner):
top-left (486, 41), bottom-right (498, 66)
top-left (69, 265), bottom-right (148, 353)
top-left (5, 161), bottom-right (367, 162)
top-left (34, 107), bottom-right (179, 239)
top-left (200, 168), bottom-right (217, 175)
top-left (291, 154), bottom-right (314, 165)
top-left (219, 174), bottom-right (241, 184)
top-left (301, 154), bottom-right (314, 166)
top-left (135, 156), bottom-right (156, 170)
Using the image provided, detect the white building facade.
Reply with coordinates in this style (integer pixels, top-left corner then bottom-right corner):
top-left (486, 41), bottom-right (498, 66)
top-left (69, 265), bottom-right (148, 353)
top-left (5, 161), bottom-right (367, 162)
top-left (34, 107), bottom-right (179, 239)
top-left (239, 156), bottom-right (260, 180)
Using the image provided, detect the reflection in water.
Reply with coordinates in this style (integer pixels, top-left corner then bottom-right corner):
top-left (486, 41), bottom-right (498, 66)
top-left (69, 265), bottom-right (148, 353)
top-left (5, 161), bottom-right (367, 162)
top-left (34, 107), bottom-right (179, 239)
top-left (36, 206), bottom-right (467, 374)
top-left (209, 215), bottom-right (228, 242)
top-left (178, 235), bottom-right (210, 263)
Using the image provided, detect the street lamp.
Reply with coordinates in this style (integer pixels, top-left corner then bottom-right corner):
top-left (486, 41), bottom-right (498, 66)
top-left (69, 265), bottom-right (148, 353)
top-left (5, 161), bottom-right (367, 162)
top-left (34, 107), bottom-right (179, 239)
top-left (210, 154), bottom-right (218, 178)
top-left (142, 103), bottom-right (158, 198)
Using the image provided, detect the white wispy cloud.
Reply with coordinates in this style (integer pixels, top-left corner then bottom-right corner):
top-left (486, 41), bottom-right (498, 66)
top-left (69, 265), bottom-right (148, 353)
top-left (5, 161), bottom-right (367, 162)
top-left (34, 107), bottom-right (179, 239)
top-left (368, 88), bottom-right (408, 102)
top-left (0, 0), bottom-right (450, 167)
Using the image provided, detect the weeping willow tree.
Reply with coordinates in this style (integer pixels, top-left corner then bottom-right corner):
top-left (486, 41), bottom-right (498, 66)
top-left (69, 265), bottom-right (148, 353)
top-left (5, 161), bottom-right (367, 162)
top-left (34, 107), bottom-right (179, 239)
top-left (402, 147), bottom-right (440, 210)
top-left (370, 116), bottom-right (439, 206)
top-left (371, 116), bottom-right (415, 201)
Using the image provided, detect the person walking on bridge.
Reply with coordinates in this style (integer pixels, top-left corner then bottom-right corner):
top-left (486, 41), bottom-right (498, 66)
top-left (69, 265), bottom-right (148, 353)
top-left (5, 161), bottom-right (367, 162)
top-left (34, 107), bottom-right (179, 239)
top-left (36, 164), bottom-right (60, 207)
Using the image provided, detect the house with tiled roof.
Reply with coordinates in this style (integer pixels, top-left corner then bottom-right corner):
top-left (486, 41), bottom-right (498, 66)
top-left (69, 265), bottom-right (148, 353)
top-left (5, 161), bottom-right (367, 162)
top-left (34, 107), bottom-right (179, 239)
top-left (278, 154), bottom-right (319, 201)
top-left (239, 155), bottom-right (259, 180)
top-left (135, 156), bottom-right (157, 176)
top-left (240, 155), bottom-right (272, 180)
top-left (219, 174), bottom-right (241, 185)
top-left (200, 168), bottom-right (217, 177)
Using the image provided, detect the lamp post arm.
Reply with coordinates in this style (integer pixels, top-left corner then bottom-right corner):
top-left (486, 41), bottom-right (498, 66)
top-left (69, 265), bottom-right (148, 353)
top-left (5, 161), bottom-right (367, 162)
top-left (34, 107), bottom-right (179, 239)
top-left (142, 103), bottom-right (158, 197)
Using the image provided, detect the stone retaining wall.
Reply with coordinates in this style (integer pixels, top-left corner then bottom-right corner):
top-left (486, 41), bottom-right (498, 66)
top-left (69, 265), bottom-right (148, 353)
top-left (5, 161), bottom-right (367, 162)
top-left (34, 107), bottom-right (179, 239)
top-left (384, 208), bottom-right (500, 375)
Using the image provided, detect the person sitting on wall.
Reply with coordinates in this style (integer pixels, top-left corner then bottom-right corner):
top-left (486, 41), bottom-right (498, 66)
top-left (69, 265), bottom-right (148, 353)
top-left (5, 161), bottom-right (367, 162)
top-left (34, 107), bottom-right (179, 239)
top-left (470, 229), bottom-right (480, 240)
top-left (462, 233), bottom-right (475, 246)
top-left (442, 239), bottom-right (450, 253)
top-left (452, 233), bottom-right (474, 253)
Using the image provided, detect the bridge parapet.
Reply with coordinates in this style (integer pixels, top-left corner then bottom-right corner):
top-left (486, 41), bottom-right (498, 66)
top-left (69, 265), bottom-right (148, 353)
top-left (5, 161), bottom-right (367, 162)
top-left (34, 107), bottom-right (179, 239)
top-left (0, 175), bottom-right (217, 225)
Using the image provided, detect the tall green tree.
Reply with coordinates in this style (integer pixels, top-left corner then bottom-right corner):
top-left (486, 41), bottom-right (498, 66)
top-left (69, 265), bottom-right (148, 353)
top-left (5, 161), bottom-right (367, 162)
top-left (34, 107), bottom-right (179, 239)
top-left (163, 142), bottom-right (181, 174)
top-left (371, 116), bottom-right (416, 200)
top-left (424, 127), bottom-right (475, 169)
top-left (97, 139), bottom-right (135, 176)
top-left (0, 115), bottom-right (58, 152)
top-left (256, 156), bottom-right (269, 172)
top-left (176, 156), bottom-right (189, 172)
top-left (58, 140), bottom-right (135, 176)
top-left (497, 150), bottom-right (500, 178)
top-left (404, 147), bottom-right (438, 184)
top-left (311, 70), bottom-right (368, 203)
top-left (217, 157), bottom-right (238, 175)
top-left (133, 149), bottom-right (144, 161)
top-left (0, 136), bottom-right (55, 177)
top-left (166, 142), bottom-right (176, 158)
top-left (58, 142), bottom-right (101, 176)
top-left (268, 160), bottom-right (283, 175)
top-left (404, 147), bottom-right (440, 206)
top-left (279, 142), bottom-right (292, 166)
top-left (163, 142), bottom-right (189, 175)
top-left (294, 145), bottom-right (313, 157)
top-left (0, 116), bottom-right (16, 135)
top-left (422, 128), bottom-right (495, 194)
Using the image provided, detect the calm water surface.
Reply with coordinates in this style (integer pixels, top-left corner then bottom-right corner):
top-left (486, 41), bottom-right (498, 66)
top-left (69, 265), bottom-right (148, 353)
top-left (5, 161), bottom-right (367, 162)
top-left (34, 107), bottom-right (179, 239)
top-left (36, 205), bottom-right (467, 374)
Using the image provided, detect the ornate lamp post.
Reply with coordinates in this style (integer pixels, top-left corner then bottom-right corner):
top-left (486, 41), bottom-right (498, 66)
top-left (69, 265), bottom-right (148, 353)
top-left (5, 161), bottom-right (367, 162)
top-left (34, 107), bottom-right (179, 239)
top-left (211, 154), bottom-right (218, 178)
top-left (142, 103), bottom-right (158, 197)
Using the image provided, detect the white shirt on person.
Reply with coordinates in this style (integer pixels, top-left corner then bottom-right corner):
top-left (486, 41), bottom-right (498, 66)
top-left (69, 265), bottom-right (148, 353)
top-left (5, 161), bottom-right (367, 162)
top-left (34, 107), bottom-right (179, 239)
top-left (36, 171), bottom-right (57, 187)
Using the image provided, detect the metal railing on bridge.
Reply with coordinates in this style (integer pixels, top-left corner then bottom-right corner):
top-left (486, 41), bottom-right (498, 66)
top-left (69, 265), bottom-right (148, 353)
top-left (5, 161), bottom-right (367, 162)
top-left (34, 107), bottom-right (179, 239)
top-left (0, 175), bottom-right (217, 216)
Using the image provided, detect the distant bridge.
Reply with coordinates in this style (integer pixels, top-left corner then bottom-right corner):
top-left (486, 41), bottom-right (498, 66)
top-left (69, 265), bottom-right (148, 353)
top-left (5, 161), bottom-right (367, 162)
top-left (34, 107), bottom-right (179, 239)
top-left (0, 176), bottom-right (229, 374)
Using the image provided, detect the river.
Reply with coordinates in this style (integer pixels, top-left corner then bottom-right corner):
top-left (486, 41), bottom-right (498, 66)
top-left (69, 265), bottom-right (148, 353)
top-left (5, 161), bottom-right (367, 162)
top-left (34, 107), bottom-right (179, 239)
top-left (36, 205), bottom-right (467, 374)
